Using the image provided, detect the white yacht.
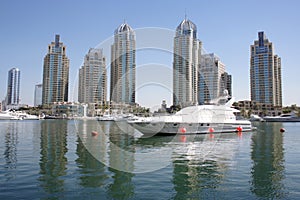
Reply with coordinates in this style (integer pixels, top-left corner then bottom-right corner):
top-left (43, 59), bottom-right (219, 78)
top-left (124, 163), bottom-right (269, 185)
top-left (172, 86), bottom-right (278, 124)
top-left (263, 112), bottom-right (300, 122)
top-left (250, 114), bottom-right (264, 122)
top-left (16, 112), bottom-right (40, 120)
top-left (128, 98), bottom-right (253, 136)
top-left (0, 110), bottom-right (21, 120)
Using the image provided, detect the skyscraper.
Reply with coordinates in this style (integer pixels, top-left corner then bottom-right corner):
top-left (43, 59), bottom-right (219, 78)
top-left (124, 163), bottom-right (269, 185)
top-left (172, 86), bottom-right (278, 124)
top-left (34, 83), bottom-right (42, 107)
top-left (110, 22), bottom-right (136, 105)
top-left (250, 31), bottom-right (282, 107)
top-left (78, 48), bottom-right (107, 104)
top-left (173, 18), bottom-right (201, 107)
top-left (198, 53), bottom-right (227, 104)
top-left (42, 35), bottom-right (69, 105)
top-left (221, 72), bottom-right (232, 97)
top-left (6, 67), bottom-right (20, 105)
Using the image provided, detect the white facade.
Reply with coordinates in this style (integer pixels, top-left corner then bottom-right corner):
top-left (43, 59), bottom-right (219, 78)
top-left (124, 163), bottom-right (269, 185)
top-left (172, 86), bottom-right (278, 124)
top-left (198, 53), bottom-right (226, 104)
top-left (78, 48), bottom-right (107, 104)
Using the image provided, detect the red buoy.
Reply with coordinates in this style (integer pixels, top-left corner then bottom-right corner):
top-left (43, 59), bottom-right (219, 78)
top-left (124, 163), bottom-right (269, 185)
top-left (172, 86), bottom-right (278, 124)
top-left (179, 127), bottom-right (186, 134)
top-left (208, 127), bottom-right (214, 133)
top-left (91, 131), bottom-right (98, 136)
top-left (236, 126), bottom-right (243, 132)
top-left (280, 128), bottom-right (285, 133)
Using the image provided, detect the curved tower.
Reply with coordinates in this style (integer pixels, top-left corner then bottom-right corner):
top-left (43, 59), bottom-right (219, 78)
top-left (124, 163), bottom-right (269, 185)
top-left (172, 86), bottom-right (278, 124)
top-left (110, 22), bottom-right (136, 105)
top-left (173, 18), bottom-right (202, 107)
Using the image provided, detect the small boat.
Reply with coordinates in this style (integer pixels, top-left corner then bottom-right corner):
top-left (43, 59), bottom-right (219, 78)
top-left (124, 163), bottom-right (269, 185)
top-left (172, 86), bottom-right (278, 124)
top-left (263, 112), bottom-right (300, 122)
top-left (14, 111), bottom-right (40, 120)
top-left (97, 114), bottom-right (116, 121)
top-left (128, 97), bottom-right (253, 136)
top-left (0, 110), bottom-right (21, 120)
top-left (249, 114), bottom-right (264, 122)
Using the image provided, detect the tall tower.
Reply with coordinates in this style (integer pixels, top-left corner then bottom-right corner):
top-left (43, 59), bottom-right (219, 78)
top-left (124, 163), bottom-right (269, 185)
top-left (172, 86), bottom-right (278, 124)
top-left (78, 48), bottom-right (107, 104)
top-left (34, 83), bottom-right (43, 107)
top-left (173, 18), bottom-right (201, 108)
top-left (198, 53), bottom-right (227, 104)
top-left (42, 35), bottom-right (69, 105)
top-left (250, 31), bottom-right (282, 107)
top-left (110, 22), bottom-right (136, 105)
top-left (6, 67), bottom-right (20, 105)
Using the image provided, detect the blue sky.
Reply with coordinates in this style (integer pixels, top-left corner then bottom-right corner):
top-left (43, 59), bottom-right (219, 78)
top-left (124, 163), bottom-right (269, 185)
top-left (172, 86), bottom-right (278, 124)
top-left (1, 0), bottom-right (299, 108)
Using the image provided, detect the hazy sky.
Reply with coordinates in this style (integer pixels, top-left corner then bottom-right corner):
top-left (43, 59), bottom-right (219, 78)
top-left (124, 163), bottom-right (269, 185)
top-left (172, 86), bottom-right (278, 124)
top-left (1, 0), bottom-right (299, 108)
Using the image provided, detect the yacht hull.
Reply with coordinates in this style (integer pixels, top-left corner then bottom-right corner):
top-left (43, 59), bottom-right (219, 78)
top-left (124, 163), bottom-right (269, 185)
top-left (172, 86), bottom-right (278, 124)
top-left (130, 121), bottom-right (252, 136)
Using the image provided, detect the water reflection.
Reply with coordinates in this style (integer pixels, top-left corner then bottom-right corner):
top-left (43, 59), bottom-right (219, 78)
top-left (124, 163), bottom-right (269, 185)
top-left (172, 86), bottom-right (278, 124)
top-left (107, 122), bottom-right (135, 199)
top-left (171, 134), bottom-right (238, 199)
top-left (251, 122), bottom-right (286, 198)
top-left (76, 120), bottom-right (135, 199)
top-left (38, 120), bottom-right (68, 196)
top-left (75, 136), bottom-right (108, 188)
top-left (3, 122), bottom-right (19, 181)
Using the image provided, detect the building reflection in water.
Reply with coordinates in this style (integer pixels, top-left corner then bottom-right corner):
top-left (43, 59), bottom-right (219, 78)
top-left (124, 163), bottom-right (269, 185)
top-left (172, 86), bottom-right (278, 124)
top-left (3, 122), bottom-right (19, 181)
top-left (251, 122), bottom-right (286, 199)
top-left (38, 120), bottom-right (68, 196)
top-left (107, 121), bottom-right (135, 199)
top-left (75, 120), bottom-right (109, 189)
top-left (75, 120), bottom-right (135, 199)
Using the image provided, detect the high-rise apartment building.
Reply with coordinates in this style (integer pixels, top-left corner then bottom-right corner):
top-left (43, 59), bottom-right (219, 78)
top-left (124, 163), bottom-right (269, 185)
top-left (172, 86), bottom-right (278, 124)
top-left (221, 72), bottom-right (232, 97)
top-left (78, 48), bottom-right (107, 104)
top-left (250, 31), bottom-right (282, 107)
top-left (6, 67), bottom-right (20, 105)
top-left (173, 18), bottom-right (201, 107)
top-left (110, 22), bottom-right (136, 105)
top-left (198, 53), bottom-right (228, 104)
top-left (42, 35), bottom-right (69, 105)
top-left (34, 83), bottom-right (42, 107)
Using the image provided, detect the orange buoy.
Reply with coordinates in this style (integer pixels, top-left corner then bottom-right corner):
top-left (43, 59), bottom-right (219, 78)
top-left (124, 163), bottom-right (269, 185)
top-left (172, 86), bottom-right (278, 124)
top-left (280, 128), bottom-right (285, 133)
top-left (236, 126), bottom-right (243, 132)
top-left (91, 131), bottom-right (98, 136)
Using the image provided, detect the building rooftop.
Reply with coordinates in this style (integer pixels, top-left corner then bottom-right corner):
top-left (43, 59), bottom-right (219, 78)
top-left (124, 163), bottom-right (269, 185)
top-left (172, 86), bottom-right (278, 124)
top-left (115, 22), bottom-right (133, 34)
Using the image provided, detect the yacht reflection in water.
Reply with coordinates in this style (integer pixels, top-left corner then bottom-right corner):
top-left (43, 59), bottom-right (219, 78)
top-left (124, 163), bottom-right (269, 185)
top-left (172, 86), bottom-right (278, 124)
top-left (250, 122), bottom-right (286, 199)
top-left (76, 119), bottom-right (246, 198)
top-left (137, 133), bottom-right (240, 199)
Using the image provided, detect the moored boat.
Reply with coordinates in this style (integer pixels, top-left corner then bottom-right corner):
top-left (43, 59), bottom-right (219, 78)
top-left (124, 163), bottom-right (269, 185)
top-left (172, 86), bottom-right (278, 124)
top-left (263, 112), bottom-right (300, 122)
top-left (0, 110), bottom-right (22, 120)
top-left (128, 98), bottom-right (253, 136)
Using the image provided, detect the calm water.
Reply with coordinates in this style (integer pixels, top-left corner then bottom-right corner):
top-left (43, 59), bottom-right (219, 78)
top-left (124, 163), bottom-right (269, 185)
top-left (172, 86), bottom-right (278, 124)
top-left (0, 120), bottom-right (300, 199)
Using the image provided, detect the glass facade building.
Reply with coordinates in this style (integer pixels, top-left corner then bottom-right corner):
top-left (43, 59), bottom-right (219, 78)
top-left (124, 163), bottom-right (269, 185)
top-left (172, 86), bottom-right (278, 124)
top-left (6, 67), bottom-right (20, 105)
top-left (250, 31), bottom-right (282, 107)
top-left (42, 35), bottom-right (69, 105)
top-left (173, 18), bottom-right (201, 107)
top-left (34, 83), bottom-right (42, 107)
top-left (110, 23), bottom-right (136, 105)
